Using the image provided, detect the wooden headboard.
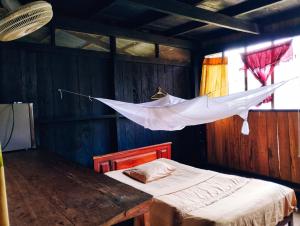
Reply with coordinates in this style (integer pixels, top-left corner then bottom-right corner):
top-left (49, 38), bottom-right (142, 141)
top-left (93, 142), bottom-right (172, 173)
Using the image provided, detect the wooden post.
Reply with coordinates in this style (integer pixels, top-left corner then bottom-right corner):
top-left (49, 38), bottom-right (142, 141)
top-left (134, 212), bottom-right (150, 226)
top-left (110, 36), bottom-right (119, 151)
top-left (49, 0), bottom-right (55, 47)
top-left (155, 43), bottom-right (159, 58)
top-left (0, 145), bottom-right (9, 226)
top-left (191, 52), bottom-right (203, 98)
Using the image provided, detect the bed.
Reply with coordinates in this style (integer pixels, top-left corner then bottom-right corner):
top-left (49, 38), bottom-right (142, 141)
top-left (93, 142), bottom-right (297, 226)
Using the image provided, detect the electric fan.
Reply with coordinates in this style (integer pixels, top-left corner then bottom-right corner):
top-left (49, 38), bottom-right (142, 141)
top-left (0, 0), bottom-right (52, 41)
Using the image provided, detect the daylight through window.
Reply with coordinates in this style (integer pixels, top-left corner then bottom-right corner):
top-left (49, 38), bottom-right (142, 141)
top-left (206, 36), bottom-right (300, 109)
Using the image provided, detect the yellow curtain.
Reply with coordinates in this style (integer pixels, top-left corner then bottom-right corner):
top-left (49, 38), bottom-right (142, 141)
top-left (0, 145), bottom-right (9, 226)
top-left (200, 57), bottom-right (229, 97)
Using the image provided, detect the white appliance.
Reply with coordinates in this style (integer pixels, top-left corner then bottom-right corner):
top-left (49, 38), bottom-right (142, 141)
top-left (0, 103), bottom-right (35, 152)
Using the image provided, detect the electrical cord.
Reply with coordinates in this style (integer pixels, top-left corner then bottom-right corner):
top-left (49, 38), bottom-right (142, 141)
top-left (2, 104), bottom-right (15, 150)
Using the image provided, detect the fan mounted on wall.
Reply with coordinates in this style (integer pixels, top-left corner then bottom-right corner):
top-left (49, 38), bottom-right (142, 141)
top-left (0, 0), bottom-right (52, 41)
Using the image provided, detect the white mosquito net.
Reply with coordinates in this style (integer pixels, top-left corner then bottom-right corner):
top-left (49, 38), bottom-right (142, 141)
top-left (95, 80), bottom-right (288, 135)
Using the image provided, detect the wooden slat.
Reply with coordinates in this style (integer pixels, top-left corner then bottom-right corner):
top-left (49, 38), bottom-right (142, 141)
top-left (0, 47), bottom-right (22, 102)
top-left (288, 112), bottom-right (300, 183)
top-left (214, 120), bottom-right (225, 166)
top-left (36, 52), bottom-right (55, 152)
top-left (51, 53), bottom-right (80, 162)
top-left (247, 112), bottom-right (256, 173)
top-left (126, 0), bottom-right (259, 34)
top-left (20, 50), bottom-right (37, 106)
top-left (277, 112), bottom-right (292, 181)
top-left (207, 111), bottom-right (300, 184)
top-left (239, 116), bottom-right (250, 172)
top-left (255, 112), bottom-right (269, 176)
top-left (266, 111), bottom-right (280, 178)
top-left (229, 116), bottom-right (240, 170)
top-left (206, 123), bottom-right (214, 164)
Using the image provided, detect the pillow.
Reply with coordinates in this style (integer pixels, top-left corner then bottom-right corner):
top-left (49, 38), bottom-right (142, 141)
top-left (123, 159), bottom-right (176, 183)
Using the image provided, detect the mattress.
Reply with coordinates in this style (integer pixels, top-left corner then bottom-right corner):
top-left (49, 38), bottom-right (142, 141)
top-left (106, 158), bottom-right (297, 226)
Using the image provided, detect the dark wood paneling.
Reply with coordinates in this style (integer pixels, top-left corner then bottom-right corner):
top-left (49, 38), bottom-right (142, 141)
top-left (36, 52), bottom-right (55, 151)
top-left (207, 111), bottom-right (300, 184)
top-left (0, 45), bottom-right (116, 167)
top-left (0, 48), bottom-right (23, 102)
top-left (0, 44), bottom-right (205, 169)
top-left (114, 59), bottom-right (204, 166)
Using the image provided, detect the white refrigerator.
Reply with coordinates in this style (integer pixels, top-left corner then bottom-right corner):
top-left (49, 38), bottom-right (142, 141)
top-left (0, 103), bottom-right (35, 152)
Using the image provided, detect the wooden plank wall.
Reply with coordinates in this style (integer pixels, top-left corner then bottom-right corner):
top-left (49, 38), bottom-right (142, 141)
top-left (0, 44), bottom-right (205, 167)
top-left (0, 46), bottom-right (116, 167)
top-left (207, 111), bottom-right (300, 184)
top-left (114, 60), bottom-right (205, 164)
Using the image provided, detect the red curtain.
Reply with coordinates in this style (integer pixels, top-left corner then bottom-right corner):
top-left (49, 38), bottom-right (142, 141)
top-left (241, 40), bottom-right (293, 103)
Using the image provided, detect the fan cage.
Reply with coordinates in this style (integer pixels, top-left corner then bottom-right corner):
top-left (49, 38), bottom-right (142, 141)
top-left (0, 1), bottom-right (53, 41)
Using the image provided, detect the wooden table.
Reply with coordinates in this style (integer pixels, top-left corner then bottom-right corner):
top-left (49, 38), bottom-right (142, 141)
top-left (3, 150), bottom-right (152, 226)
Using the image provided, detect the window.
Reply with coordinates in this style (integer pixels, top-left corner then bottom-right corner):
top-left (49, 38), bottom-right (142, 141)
top-left (159, 45), bottom-right (191, 63)
top-left (116, 38), bottom-right (155, 57)
top-left (55, 29), bottom-right (110, 52)
top-left (273, 36), bottom-right (300, 109)
top-left (206, 36), bottom-right (300, 109)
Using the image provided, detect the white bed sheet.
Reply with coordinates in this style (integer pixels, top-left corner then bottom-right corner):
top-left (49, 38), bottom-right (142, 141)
top-left (106, 159), bottom-right (297, 226)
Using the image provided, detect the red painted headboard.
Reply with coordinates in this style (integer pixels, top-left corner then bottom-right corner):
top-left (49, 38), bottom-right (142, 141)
top-left (93, 142), bottom-right (172, 173)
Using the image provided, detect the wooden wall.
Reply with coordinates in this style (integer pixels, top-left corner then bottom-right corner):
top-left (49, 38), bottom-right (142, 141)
top-left (207, 111), bottom-right (300, 184)
top-left (0, 44), bottom-right (205, 167)
top-left (114, 60), bottom-right (205, 163)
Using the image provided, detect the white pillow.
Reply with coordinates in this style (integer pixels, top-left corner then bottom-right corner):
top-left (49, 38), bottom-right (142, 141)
top-left (123, 159), bottom-right (176, 183)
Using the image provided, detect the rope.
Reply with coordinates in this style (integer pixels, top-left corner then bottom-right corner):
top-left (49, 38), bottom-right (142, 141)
top-left (58, 89), bottom-right (94, 101)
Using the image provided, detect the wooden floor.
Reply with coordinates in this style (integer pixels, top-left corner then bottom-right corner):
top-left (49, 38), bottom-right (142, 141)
top-left (4, 151), bottom-right (152, 226)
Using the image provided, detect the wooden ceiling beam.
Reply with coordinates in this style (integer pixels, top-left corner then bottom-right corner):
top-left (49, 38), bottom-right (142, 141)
top-left (198, 6), bottom-right (300, 54)
top-left (127, 0), bottom-right (204, 29)
top-left (164, 0), bottom-right (284, 36)
top-left (125, 0), bottom-right (259, 34)
top-left (128, 11), bottom-right (167, 29)
top-left (89, 0), bottom-right (118, 19)
top-left (200, 4), bottom-right (300, 44)
top-left (55, 17), bottom-right (198, 49)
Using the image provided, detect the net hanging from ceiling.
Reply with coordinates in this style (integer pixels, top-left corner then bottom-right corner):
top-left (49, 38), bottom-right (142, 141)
top-left (59, 80), bottom-right (290, 135)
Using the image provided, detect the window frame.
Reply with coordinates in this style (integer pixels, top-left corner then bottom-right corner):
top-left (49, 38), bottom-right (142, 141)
top-left (211, 39), bottom-right (300, 111)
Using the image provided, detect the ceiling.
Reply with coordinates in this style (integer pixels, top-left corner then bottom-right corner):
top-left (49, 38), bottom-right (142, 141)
top-left (13, 0), bottom-right (300, 53)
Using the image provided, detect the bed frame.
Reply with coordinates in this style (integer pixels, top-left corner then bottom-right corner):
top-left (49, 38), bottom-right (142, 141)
top-left (93, 142), bottom-right (172, 173)
top-left (93, 142), bottom-right (294, 226)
